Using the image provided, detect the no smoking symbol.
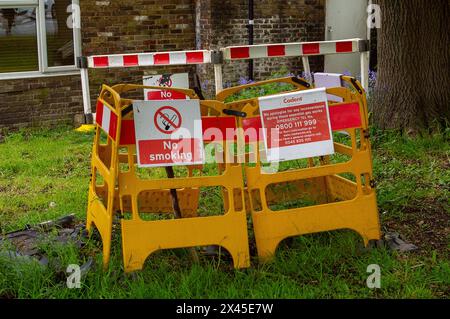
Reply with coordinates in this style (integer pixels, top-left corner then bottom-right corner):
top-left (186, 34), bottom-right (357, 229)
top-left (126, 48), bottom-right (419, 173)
top-left (154, 106), bottom-right (182, 134)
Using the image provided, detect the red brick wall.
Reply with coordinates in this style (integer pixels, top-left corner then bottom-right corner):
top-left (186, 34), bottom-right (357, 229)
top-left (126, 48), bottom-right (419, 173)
top-left (197, 0), bottom-right (325, 96)
top-left (0, 0), bottom-right (324, 129)
top-left (0, 76), bottom-right (82, 130)
top-left (81, 0), bottom-right (198, 105)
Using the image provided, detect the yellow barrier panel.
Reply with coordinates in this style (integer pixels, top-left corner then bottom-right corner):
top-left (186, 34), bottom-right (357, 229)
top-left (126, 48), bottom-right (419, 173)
top-left (218, 76), bottom-right (381, 261)
top-left (86, 85), bottom-right (122, 268)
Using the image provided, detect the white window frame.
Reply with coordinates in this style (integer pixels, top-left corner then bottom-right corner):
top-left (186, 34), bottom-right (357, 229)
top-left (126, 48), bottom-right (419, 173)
top-left (0, 0), bottom-right (81, 80)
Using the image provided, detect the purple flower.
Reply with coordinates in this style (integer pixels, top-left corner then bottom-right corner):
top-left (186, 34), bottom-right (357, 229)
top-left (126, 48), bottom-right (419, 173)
top-left (343, 69), bottom-right (352, 76)
top-left (238, 77), bottom-right (248, 85)
top-left (368, 70), bottom-right (377, 95)
top-left (201, 80), bottom-right (209, 91)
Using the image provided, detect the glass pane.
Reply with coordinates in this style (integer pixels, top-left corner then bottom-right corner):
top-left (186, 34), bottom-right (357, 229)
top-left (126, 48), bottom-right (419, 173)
top-left (0, 7), bottom-right (39, 73)
top-left (47, 0), bottom-right (74, 67)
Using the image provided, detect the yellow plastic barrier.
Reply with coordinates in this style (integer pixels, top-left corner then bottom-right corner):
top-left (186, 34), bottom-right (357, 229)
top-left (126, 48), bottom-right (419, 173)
top-left (87, 84), bottom-right (250, 272)
top-left (218, 76), bottom-right (382, 261)
top-left (87, 77), bottom-right (381, 271)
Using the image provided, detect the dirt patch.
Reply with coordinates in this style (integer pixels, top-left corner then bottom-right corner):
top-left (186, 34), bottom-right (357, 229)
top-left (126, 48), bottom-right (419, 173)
top-left (0, 214), bottom-right (88, 264)
top-left (383, 199), bottom-right (449, 256)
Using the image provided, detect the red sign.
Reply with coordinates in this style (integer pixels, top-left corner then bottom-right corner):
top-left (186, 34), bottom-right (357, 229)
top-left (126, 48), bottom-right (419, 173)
top-left (262, 102), bottom-right (331, 148)
top-left (147, 90), bottom-right (187, 100)
top-left (137, 138), bottom-right (202, 165)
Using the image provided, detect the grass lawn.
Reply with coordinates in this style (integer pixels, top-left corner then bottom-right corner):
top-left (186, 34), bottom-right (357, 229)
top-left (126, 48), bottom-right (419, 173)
top-left (0, 125), bottom-right (449, 299)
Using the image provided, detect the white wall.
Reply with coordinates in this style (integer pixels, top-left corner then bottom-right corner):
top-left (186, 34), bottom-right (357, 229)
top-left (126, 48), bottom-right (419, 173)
top-left (325, 0), bottom-right (368, 76)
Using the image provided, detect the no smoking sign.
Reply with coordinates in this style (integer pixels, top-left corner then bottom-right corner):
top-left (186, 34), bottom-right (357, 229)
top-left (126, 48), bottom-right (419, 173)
top-left (133, 100), bottom-right (204, 167)
top-left (143, 73), bottom-right (189, 100)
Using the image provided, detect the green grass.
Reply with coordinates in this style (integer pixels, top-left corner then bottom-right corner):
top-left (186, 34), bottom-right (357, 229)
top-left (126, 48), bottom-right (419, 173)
top-left (0, 125), bottom-right (449, 299)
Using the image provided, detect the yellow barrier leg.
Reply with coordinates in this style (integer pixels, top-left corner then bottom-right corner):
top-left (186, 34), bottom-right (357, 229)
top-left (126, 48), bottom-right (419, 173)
top-left (252, 192), bottom-right (381, 261)
top-left (121, 212), bottom-right (250, 272)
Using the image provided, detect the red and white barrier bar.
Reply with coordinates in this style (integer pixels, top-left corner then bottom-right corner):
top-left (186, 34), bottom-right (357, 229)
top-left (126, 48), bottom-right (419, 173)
top-left (222, 38), bottom-right (362, 60)
top-left (79, 39), bottom-right (369, 120)
top-left (217, 38), bottom-right (369, 94)
top-left (79, 49), bottom-right (213, 119)
top-left (87, 50), bottom-right (211, 68)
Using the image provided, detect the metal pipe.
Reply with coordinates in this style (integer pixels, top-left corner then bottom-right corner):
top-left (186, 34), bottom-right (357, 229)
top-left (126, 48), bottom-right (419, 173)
top-left (248, 0), bottom-right (254, 81)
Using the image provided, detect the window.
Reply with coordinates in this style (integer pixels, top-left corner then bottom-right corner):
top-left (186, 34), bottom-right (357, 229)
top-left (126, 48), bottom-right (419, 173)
top-left (0, 0), bottom-right (81, 79)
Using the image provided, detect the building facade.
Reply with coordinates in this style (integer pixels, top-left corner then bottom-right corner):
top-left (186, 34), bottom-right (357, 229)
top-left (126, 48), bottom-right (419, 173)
top-left (0, 0), bottom-right (325, 130)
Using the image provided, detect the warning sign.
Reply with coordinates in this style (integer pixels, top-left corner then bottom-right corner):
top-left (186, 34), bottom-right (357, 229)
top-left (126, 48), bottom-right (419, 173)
top-left (133, 100), bottom-right (204, 167)
top-left (143, 73), bottom-right (189, 100)
top-left (258, 88), bottom-right (334, 162)
top-left (154, 106), bottom-right (182, 134)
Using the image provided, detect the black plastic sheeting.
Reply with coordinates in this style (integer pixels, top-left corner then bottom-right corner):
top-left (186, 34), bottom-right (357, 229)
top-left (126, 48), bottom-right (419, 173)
top-left (0, 214), bottom-right (93, 270)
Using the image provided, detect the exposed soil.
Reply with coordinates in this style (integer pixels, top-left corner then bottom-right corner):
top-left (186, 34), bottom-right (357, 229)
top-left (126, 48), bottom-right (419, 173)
top-left (383, 199), bottom-right (449, 256)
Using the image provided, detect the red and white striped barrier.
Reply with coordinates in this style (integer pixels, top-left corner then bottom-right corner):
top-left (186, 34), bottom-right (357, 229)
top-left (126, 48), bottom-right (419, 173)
top-left (87, 50), bottom-right (211, 68)
top-left (79, 38), bottom-right (369, 120)
top-left (222, 38), bottom-right (362, 60)
top-left (95, 100), bottom-right (118, 141)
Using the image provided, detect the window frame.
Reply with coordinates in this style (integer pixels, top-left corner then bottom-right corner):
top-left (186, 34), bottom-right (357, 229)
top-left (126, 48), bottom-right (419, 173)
top-left (0, 0), bottom-right (81, 80)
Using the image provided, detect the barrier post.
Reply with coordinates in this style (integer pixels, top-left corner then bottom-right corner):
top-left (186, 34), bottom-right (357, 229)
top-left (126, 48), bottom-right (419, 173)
top-left (302, 56), bottom-right (311, 82)
top-left (360, 51), bottom-right (370, 92)
top-left (212, 51), bottom-right (224, 94)
top-left (77, 57), bottom-right (93, 124)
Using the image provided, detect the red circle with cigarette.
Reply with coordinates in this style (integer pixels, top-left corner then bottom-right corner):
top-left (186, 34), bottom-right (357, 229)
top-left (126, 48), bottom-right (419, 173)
top-left (154, 106), bottom-right (182, 134)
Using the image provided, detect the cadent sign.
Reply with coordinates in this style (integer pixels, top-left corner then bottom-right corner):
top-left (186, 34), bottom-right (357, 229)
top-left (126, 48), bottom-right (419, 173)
top-left (133, 100), bottom-right (204, 167)
top-left (258, 88), bottom-right (334, 162)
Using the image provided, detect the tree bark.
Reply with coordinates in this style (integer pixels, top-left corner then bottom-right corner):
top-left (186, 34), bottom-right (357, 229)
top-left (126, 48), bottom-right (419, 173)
top-left (373, 0), bottom-right (450, 133)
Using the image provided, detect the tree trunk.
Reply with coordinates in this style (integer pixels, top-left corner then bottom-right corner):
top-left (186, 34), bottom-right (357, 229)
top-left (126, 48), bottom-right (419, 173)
top-left (373, 0), bottom-right (450, 133)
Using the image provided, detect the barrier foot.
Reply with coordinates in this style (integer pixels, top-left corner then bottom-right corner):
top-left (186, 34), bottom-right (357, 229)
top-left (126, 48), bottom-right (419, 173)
top-left (253, 239), bottom-right (282, 263)
top-left (75, 124), bottom-right (96, 133)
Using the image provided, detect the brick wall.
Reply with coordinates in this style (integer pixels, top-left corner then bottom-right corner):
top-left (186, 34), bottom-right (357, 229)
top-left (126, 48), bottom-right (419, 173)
top-left (81, 0), bottom-right (198, 104)
top-left (0, 76), bottom-right (82, 129)
top-left (0, 0), bottom-right (324, 129)
top-left (197, 0), bottom-right (325, 96)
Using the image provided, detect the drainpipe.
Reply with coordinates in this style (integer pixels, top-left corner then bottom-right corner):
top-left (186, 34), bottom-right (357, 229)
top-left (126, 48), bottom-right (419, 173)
top-left (195, 0), bottom-right (201, 51)
top-left (248, 0), bottom-right (254, 81)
